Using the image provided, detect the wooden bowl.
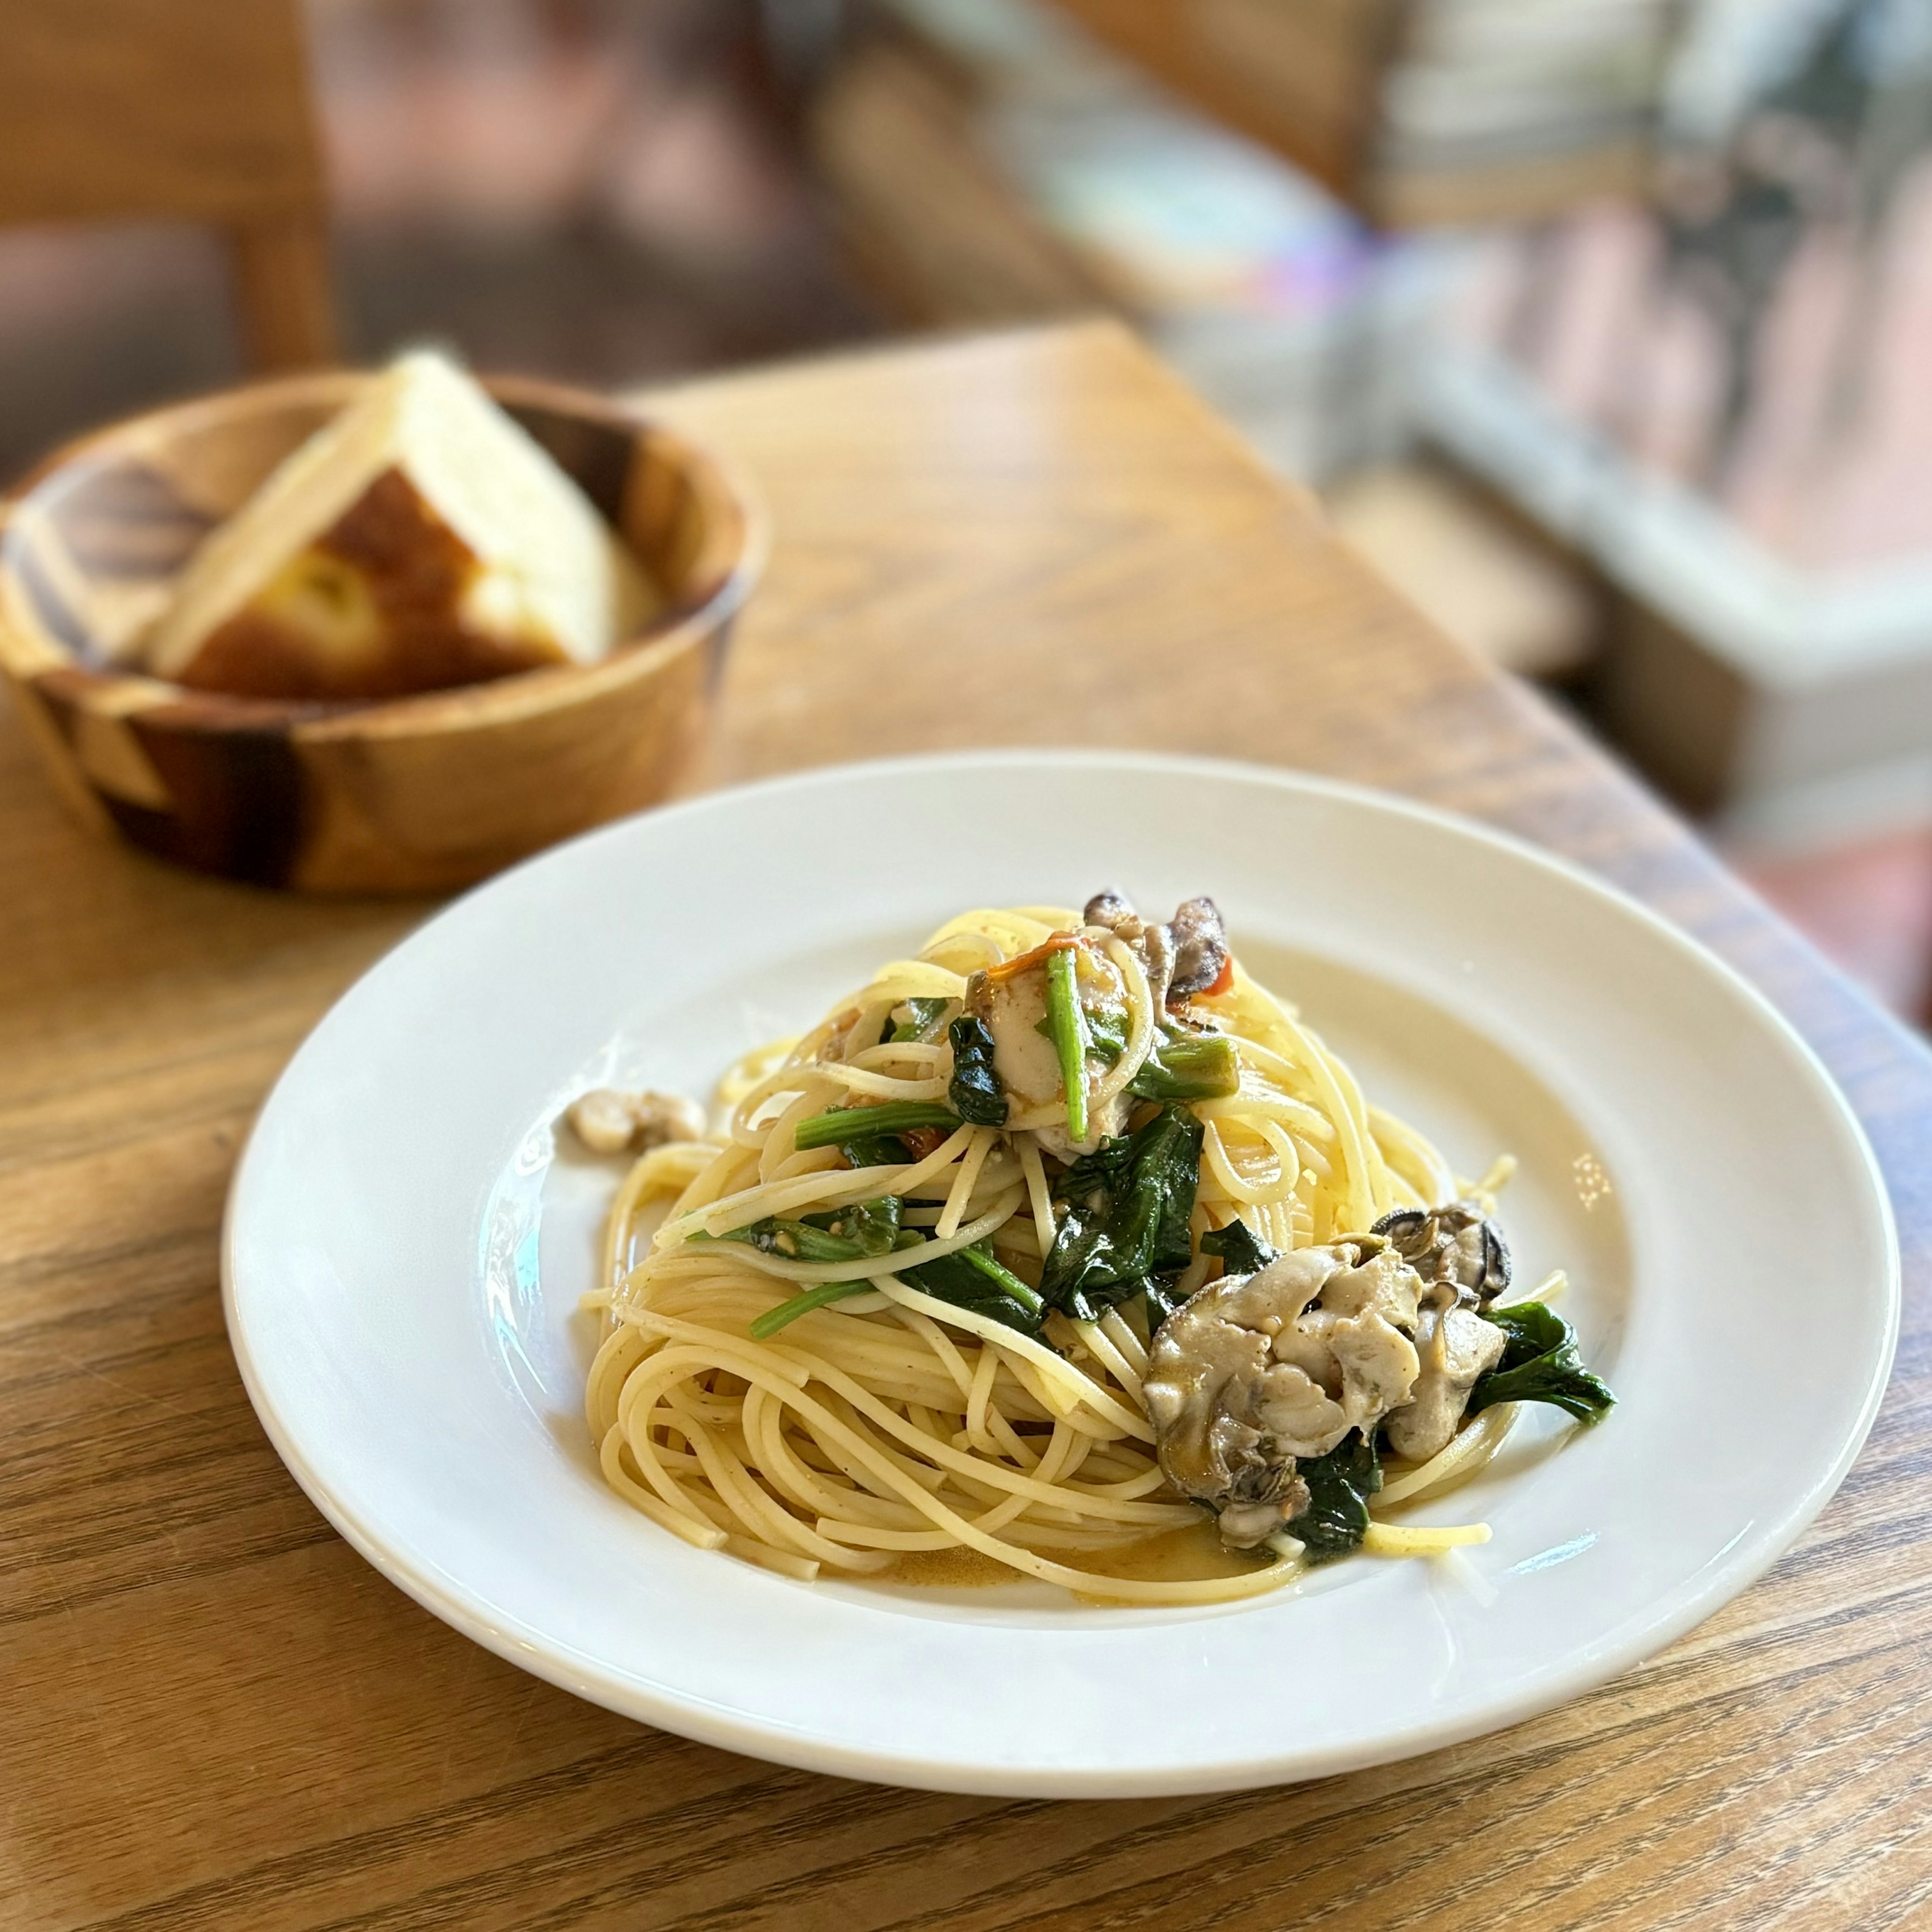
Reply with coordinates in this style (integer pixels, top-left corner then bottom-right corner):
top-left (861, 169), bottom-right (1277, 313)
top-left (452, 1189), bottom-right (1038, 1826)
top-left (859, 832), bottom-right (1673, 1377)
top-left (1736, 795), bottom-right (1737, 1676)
top-left (0, 371), bottom-right (764, 894)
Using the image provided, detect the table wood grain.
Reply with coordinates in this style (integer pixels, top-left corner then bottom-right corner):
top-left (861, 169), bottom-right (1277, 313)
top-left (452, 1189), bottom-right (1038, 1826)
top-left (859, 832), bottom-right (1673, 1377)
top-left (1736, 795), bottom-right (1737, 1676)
top-left (4, 322), bottom-right (1928, 1931)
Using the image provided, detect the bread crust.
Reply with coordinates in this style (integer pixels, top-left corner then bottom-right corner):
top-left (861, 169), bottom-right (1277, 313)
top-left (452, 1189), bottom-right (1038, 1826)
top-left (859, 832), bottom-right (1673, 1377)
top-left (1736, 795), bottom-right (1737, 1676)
top-left (172, 467), bottom-right (568, 702)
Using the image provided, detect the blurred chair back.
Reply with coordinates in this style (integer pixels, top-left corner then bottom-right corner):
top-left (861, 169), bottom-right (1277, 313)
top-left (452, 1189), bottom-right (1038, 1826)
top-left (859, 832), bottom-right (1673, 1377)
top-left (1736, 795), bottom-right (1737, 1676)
top-left (0, 0), bottom-right (337, 370)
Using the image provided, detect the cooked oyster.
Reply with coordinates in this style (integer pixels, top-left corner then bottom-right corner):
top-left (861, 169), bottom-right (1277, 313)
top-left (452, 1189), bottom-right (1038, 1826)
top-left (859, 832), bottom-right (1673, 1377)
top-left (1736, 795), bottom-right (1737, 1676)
top-left (1146, 1207), bottom-right (1524, 1544)
top-left (1385, 1297), bottom-right (1509, 1462)
top-left (1372, 1202), bottom-right (1513, 1461)
top-left (565, 1087), bottom-right (706, 1155)
top-left (962, 942), bottom-right (1132, 1158)
top-left (1372, 1201), bottom-right (1511, 1304)
top-left (1143, 1238), bottom-right (1424, 1548)
top-left (1082, 891), bottom-right (1229, 1010)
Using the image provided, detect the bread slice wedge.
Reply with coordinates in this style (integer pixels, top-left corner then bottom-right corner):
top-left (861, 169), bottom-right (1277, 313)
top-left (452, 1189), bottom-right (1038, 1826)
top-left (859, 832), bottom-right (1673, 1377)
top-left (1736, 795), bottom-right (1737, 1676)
top-left (146, 350), bottom-right (655, 701)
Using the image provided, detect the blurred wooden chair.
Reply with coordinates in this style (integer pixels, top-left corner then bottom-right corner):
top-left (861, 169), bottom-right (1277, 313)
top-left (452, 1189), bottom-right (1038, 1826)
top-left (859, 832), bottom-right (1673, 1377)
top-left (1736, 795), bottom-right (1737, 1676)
top-left (0, 0), bottom-right (338, 370)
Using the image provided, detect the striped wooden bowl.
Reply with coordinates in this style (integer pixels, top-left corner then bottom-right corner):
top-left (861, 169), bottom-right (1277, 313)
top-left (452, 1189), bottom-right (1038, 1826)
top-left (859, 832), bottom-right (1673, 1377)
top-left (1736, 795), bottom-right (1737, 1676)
top-left (0, 371), bottom-right (764, 894)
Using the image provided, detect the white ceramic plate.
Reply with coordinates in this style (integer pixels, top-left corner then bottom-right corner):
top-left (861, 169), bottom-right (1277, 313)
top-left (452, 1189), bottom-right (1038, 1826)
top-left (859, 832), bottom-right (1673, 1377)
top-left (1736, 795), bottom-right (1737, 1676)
top-left (224, 751), bottom-right (1898, 1797)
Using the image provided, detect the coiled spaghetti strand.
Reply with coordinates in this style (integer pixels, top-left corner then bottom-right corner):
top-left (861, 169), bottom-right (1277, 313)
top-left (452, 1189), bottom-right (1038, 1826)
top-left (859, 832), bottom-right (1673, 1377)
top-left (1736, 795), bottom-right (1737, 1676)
top-left (583, 902), bottom-right (1528, 1603)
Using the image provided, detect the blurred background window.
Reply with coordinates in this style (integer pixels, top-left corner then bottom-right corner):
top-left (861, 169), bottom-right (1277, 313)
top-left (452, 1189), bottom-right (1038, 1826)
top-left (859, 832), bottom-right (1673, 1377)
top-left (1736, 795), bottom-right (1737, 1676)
top-left (6, 0), bottom-right (1932, 1010)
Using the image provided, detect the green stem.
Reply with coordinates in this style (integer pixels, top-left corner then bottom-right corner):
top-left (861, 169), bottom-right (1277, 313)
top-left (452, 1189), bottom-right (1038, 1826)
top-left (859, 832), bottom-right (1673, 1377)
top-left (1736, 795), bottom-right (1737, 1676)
top-left (1130, 1033), bottom-right (1239, 1101)
top-left (749, 1279), bottom-right (873, 1340)
top-left (1045, 945), bottom-right (1089, 1144)
top-left (956, 1242), bottom-right (1045, 1314)
top-left (793, 1102), bottom-right (962, 1151)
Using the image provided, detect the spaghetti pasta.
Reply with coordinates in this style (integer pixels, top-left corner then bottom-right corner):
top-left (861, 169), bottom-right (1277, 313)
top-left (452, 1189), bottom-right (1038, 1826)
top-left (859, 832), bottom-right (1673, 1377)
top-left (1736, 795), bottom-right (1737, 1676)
top-left (578, 898), bottom-right (1612, 1604)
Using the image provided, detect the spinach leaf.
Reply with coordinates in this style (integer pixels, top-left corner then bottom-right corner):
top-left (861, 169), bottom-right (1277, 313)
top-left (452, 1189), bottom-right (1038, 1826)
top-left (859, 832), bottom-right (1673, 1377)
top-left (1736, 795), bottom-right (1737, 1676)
top-left (799, 1194), bottom-right (905, 1257)
top-left (1039, 1104), bottom-right (1204, 1322)
top-left (946, 1015), bottom-right (1009, 1126)
top-left (711, 1194), bottom-right (904, 1264)
top-left (1131, 1031), bottom-right (1239, 1102)
top-left (795, 1101), bottom-right (961, 1151)
top-left (1467, 1302), bottom-right (1616, 1424)
top-left (1038, 1008), bottom-right (1130, 1063)
top-left (1200, 1220), bottom-right (1279, 1277)
top-left (1054, 1125), bottom-right (1138, 1201)
top-left (707, 1218), bottom-right (852, 1263)
top-left (1032, 1019), bottom-right (1238, 1097)
top-left (900, 1240), bottom-right (1044, 1338)
top-left (892, 997), bottom-right (953, 1043)
top-left (839, 1132), bottom-right (915, 1169)
top-left (1280, 1429), bottom-right (1381, 1565)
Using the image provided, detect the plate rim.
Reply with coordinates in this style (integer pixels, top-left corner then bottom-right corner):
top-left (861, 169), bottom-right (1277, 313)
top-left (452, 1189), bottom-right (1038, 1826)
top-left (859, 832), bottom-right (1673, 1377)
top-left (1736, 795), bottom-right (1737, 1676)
top-left (221, 747), bottom-right (1903, 1795)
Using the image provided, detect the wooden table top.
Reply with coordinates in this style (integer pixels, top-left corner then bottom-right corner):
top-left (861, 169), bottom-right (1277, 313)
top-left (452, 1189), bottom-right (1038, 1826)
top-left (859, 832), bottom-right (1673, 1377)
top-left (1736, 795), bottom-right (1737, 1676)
top-left (4, 321), bottom-right (1927, 1930)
